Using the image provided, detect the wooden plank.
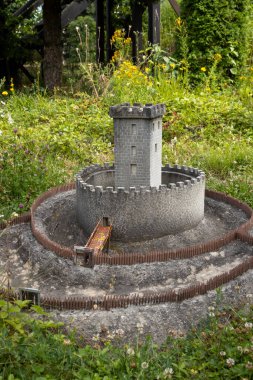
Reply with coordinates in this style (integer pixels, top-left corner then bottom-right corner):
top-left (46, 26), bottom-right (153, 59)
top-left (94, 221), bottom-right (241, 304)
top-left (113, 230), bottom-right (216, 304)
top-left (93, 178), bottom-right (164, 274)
top-left (168, 0), bottom-right (180, 16)
top-left (13, 0), bottom-right (43, 18)
top-left (61, 0), bottom-right (88, 28)
top-left (85, 217), bottom-right (112, 255)
top-left (86, 225), bottom-right (112, 252)
top-left (148, 0), bottom-right (160, 45)
top-left (106, 0), bottom-right (114, 62)
top-left (96, 0), bottom-right (105, 63)
top-left (20, 65), bottom-right (35, 83)
top-left (131, 1), bottom-right (145, 62)
top-left (36, 0), bottom-right (88, 33)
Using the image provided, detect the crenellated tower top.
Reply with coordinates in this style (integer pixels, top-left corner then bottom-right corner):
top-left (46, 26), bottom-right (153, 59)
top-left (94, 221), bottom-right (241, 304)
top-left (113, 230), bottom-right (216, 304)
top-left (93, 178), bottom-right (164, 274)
top-left (109, 102), bottom-right (166, 119)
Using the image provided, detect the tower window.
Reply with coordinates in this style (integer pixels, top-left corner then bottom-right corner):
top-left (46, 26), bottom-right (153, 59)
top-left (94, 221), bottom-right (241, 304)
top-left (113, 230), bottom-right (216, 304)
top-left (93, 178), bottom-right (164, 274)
top-left (132, 124), bottom-right (136, 134)
top-left (131, 146), bottom-right (136, 157)
top-left (152, 122), bottom-right (155, 131)
top-left (131, 164), bottom-right (137, 176)
top-left (155, 143), bottom-right (158, 152)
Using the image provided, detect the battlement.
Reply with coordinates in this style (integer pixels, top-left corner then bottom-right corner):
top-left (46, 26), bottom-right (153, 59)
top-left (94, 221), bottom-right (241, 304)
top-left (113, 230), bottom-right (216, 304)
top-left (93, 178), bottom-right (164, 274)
top-left (109, 103), bottom-right (166, 119)
top-left (76, 163), bottom-right (205, 196)
top-left (76, 163), bottom-right (205, 241)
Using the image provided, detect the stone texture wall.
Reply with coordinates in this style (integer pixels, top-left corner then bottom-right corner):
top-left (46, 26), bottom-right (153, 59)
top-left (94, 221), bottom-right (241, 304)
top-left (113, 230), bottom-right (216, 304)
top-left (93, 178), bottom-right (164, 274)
top-left (76, 164), bottom-right (205, 242)
top-left (110, 103), bottom-right (165, 188)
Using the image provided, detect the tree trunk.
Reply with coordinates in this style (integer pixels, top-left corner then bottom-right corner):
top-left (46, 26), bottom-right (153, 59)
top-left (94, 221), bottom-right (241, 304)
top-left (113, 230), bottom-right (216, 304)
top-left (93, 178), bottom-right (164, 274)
top-left (43, 0), bottom-right (62, 91)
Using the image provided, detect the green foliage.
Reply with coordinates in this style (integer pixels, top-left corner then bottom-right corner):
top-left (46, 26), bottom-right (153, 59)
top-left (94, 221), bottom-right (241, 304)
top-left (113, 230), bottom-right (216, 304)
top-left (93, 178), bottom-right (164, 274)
top-left (1, 57), bottom-right (253, 220)
top-left (0, 0), bottom-right (41, 86)
top-left (162, 132), bottom-right (253, 207)
top-left (160, 0), bottom-right (178, 53)
top-left (63, 13), bottom-right (97, 89)
top-left (0, 298), bottom-right (253, 379)
top-left (0, 298), bottom-right (79, 379)
top-left (178, 0), bottom-right (252, 82)
top-left (0, 92), bottom-right (113, 219)
top-left (162, 89), bottom-right (253, 140)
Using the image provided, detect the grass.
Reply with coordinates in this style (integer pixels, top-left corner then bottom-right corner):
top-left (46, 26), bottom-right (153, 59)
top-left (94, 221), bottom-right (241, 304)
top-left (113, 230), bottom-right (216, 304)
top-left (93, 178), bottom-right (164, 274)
top-left (0, 298), bottom-right (253, 379)
top-left (0, 92), bottom-right (113, 220)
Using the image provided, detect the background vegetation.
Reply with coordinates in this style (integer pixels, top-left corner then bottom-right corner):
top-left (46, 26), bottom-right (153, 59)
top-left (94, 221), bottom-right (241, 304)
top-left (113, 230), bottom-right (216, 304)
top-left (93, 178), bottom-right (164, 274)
top-left (1, 51), bottom-right (252, 221)
top-left (0, 0), bottom-right (253, 378)
top-left (178, 0), bottom-right (252, 82)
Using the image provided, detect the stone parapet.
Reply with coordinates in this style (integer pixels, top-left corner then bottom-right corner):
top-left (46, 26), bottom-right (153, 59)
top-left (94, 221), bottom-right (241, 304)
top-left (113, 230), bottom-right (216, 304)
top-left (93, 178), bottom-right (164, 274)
top-left (76, 164), bottom-right (205, 242)
top-left (76, 164), bottom-right (205, 195)
top-left (109, 103), bottom-right (166, 119)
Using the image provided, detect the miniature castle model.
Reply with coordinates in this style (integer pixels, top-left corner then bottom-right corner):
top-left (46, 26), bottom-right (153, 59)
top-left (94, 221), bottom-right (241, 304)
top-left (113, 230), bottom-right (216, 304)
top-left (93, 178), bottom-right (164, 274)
top-left (76, 103), bottom-right (205, 242)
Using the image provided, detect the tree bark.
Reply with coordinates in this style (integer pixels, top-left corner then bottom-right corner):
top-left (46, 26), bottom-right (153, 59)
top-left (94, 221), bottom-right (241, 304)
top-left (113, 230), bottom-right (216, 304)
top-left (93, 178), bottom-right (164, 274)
top-left (43, 0), bottom-right (62, 91)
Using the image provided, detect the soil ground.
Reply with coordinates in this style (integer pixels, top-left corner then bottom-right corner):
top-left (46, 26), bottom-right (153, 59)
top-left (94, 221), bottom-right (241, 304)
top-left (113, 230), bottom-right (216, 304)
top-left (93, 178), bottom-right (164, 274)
top-left (0, 190), bottom-right (252, 344)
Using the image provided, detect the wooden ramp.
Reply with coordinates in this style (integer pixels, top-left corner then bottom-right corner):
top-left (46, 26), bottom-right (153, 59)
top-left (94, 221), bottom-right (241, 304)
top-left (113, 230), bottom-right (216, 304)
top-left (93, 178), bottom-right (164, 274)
top-left (74, 217), bottom-right (112, 267)
top-left (86, 218), bottom-right (112, 254)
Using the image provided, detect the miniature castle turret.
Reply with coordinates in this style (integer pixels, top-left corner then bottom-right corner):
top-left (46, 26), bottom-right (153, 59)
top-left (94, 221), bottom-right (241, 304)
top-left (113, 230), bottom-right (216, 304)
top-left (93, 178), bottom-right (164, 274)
top-left (76, 103), bottom-right (205, 242)
top-left (109, 103), bottom-right (166, 188)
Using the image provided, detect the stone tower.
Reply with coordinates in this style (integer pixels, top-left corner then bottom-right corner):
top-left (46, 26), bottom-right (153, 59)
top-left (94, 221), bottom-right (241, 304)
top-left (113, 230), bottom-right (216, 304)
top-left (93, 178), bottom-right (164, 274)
top-left (109, 103), bottom-right (166, 188)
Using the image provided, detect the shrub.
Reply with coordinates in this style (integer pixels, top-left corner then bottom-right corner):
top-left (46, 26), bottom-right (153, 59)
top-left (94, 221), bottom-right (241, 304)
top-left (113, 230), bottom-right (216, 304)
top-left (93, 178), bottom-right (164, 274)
top-left (177, 0), bottom-right (252, 82)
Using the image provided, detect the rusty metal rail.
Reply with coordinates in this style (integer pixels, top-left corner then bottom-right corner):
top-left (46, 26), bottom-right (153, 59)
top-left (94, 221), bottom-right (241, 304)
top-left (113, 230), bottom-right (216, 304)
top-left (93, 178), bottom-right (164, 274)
top-left (0, 184), bottom-right (253, 310)
top-left (39, 255), bottom-right (253, 310)
top-left (2, 255), bottom-right (253, 311)
top-left (1, 184), bottom-right (253, 266)
top-left (29, 185), bottom-right (253, 266)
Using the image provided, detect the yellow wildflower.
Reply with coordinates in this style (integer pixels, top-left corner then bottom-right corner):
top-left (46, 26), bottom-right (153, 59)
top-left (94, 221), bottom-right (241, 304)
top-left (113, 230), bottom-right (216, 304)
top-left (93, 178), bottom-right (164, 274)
top-left (111, 29), bottom-right (125, 44)
top-left (111, 50), bottom-right (120, 63)
top-left (214, 53), bottom-right (222, 62)
top-left (113, 60), bottom-right (148, 86)
top-left (145, 67), bottom-right (151, 74)
top-left (176, 17), bottom-right (182, 27)
top-left (2, 91), bottom-right (8, 96)
top-left (159, 63), bottom-right (166, 70)
top-left (170, 63), bottom-right (176, 69)
top-left (200, 67), bottom-right (207, 72)
top-left (10, 78), bottom-right (14, 92)
top-left (124, 37), bottom-right (131, 45)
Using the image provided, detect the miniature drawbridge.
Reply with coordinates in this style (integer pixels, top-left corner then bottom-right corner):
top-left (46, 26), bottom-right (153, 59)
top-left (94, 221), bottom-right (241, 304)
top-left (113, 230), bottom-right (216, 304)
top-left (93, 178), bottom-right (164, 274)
top-left (74, 217), bottom-right (112, 267)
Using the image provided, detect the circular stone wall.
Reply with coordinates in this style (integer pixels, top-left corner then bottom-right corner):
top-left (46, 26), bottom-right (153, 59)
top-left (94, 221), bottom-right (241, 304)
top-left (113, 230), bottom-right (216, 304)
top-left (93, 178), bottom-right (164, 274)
top-left (76, 164), bottom-right (205, 242)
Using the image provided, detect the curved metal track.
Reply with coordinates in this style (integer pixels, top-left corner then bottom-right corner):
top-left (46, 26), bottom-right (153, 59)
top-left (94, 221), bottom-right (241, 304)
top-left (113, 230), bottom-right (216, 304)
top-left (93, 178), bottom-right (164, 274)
top-left (1, 183), bottom-right (252, 310)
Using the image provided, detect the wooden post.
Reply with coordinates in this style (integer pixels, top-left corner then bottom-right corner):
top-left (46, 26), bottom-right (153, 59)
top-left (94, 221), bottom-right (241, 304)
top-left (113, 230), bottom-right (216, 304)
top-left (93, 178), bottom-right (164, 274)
top-left (96, 0), bottom-right (105, 63)
top-left (168, 0), bottom-right (180, 16)
top-left (148, 0), bottom-right (161, 45)
top-left (131, 1), bottom-right (145, 63)
top-left (106, 0), bottom-right (114, 62)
